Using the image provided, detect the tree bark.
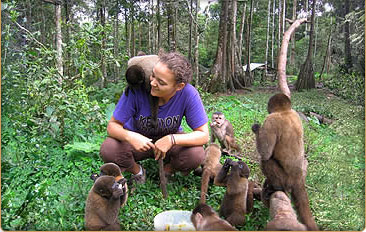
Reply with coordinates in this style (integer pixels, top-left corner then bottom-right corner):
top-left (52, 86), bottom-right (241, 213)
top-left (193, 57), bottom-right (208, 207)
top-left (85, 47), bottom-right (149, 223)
top-left (271, 0), bottom-right (275, 68)
top-left (157, 0), bottom-right (162, 50)
top-left (319, 21), bottom-right (333, 80)
top-left (188, 0), bottom-right (193, 62)
top-left (244, 0), bottom-right (254, 86)
top-left (295, 0), bottom-right (316, 91)
top-left (99, 0), bottom-right (106, 88)
top-left (194, 0), bottom-right (199, 85)
top-left (264, 0), bottom-right (271, 79)
top-left (343, 0), bottom-right (353, 70)
top-left (113, 0), bottom-right (120, 82)
top-left (290, 0), bottom-right (297, 67)
top-left (55, 2), bottom-right (63, 79)
top-left (238, 1), bottom-right (247, 65)
top-left (206, 0), bottom-right (228, 93)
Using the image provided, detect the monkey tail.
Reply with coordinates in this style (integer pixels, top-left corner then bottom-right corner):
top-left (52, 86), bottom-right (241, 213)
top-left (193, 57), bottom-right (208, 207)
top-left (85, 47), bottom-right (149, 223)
top-left (291, 181), bottom-right (318, 231)
top-left (200, 170), bottom-right (211, 204)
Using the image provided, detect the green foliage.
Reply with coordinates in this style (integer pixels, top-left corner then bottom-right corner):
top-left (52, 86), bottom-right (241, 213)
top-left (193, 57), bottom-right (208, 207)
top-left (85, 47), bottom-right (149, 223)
top-left (323, 69), bottom-right (365, 106)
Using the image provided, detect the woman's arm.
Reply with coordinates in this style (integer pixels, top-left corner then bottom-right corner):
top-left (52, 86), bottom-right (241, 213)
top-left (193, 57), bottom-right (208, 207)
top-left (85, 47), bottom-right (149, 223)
top-left (154, 123), bottom-right (209, 160)
top-left (107, 116), bottom-right (155, 152)
top-left (173, 122), bottom-right (209, 146)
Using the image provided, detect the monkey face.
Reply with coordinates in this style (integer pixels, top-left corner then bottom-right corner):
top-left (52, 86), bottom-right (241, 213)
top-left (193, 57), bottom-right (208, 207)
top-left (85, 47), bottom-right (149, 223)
top-left (211, 113), bottom-right (225, 127)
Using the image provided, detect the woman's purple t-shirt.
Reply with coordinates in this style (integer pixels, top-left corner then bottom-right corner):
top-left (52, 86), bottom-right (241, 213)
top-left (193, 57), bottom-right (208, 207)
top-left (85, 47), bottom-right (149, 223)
top-left (113, 84), bottom-right (208, 140)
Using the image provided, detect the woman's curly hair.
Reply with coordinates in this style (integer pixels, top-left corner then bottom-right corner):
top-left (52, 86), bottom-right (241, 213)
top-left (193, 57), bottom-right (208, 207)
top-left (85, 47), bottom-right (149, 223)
top-left (158, 52), bottom-right (192, 84)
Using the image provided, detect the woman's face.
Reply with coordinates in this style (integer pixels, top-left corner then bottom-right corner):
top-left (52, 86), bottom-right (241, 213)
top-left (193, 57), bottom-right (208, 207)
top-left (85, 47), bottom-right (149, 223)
top-left (150, 62), bottom-right (184, 102)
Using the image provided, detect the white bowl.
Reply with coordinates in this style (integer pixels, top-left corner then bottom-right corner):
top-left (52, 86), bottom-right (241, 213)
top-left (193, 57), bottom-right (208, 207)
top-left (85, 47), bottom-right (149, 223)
top-left (154, 210), bottom-right (195, 231)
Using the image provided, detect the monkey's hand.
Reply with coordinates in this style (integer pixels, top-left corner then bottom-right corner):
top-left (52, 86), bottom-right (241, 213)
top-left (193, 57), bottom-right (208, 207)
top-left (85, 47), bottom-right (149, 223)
top-left (251, 123), bottom-right (261, 133)
top-left (127, 131), bottom-right (155, 152)
top-left (112, 183), bottom-right (123, 200)
top-left (154, 135), bottom-right (173, 160)
top-left (223, 158), bottom-right (232, 171)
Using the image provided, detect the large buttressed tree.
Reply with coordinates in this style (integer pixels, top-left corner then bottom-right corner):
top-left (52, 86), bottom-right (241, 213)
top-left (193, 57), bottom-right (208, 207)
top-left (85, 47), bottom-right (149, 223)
top-left (205, 0), bottom-right (245, 93)
top-left (295, 0), bottom-right (316, 90)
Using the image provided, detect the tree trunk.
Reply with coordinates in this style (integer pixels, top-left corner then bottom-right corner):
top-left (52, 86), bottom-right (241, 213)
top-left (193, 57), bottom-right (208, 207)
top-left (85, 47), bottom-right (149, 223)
top-left (188, 0), bottom-right (193, 62)
top-left (290, 0), bottom-right (297, 67)
top-left (113, 0), bottom-right (119, 82)
top-left (157, 0), bottom-right (161, 50)
top-left (206, 0), bottom-right (229, 93)
top-left (131, 5), bottom-right (136, 57)
top-left (264, 0), bottom-right (271, 79)
top-left (100, 0), bottom-right (106, 88)
top-left (295, 0), bottom-right (316, 91)
top-left (319, 21), bottom-right (333, 80)
top-left (244, 0), bottom-right (254, 86)
top-left (194, 0), bottom-right (200, 85)
top-left (55, 2), bottom-right (63, 79)
top-left (167, 1), bottom-right (176, 51)
top-left (344, 0), bottom-right (353, 71)
top-left (238, 1), bottom-right (247, 65)
top-left (271, 0), bottom-right (275, 68)
top-left (124, 8), bottom-right (130, 57)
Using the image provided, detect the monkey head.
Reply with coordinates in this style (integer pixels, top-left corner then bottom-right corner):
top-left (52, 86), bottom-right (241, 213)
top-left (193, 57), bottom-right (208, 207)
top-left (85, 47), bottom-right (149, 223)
top-left (99, 163), bottom-right (122, 179)
top-left (223, 159), bottom-right (250, 178)
top-left (211, 112), bottom-right (225, 127)
top-left (267, 93), bottom-right (291, 113)
top-left (191, 203), bottom-right (216, 228)
top-left (92, 176), bottom-right (123, 199)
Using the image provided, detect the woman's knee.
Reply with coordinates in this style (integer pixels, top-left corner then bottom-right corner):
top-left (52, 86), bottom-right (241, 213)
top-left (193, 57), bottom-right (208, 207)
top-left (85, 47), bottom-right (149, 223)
top-left (169, 145), bottom-right (205, 172)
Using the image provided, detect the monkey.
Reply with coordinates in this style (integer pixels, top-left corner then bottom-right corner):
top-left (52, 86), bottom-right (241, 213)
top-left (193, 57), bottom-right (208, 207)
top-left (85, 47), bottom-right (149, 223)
top-left (210, 112), bottom-right (242, 156)
top-left (85, 176), bottom-right (123, 231)
top-left (199, 144), bottom-right (223, 203)
top-left (191, 203), bottom-right (237, 231)
top-left (251, 93), bottom-right (318, 231)
top-left (214, 158), bottom-right (250, 226)
top-left (99, 163), bottom-right (128, 207)
top-left (265, 191), bottom-right (307, 231)
top-left (125, 55), bottom-right (160, 128)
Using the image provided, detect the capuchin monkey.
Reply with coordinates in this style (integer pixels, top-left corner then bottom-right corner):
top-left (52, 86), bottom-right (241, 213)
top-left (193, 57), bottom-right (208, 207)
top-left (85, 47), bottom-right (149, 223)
top-left (251, 93), bottom-right (318, 231)
top-left (214, 159), bottom-right (250, 226)
top-left (125, 54), bottom-right (160, 128)
top-left (265, 191), bottom-right (307, 231)
top-left (85, 176), bottom-right (123, 231)
top-left (210, 112), bottom-right (241, 155)
top-left (191, 203), bottom-right (237, 231)
top-left (200, 144), bottom-right (223, 203)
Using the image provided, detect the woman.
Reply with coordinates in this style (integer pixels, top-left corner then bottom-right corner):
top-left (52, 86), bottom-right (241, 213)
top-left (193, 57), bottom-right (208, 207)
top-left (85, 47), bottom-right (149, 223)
top-left (100, 52), bottom-right (209, 185)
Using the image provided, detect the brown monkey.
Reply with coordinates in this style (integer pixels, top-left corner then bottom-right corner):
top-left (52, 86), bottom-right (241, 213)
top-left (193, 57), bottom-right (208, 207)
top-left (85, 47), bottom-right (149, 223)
top-left (200, 144), bottom-right (223, 203)
top-left (125, 55), bottom-right (160, 128)
top-left (191, 203), bottom-right (237, 231)
top-left (251, 93), bottom-right (318, 231)
top-left (99, 163), bottom-right (128, 207)
top-left (210, 112), bottom-right (241, 155)
top-left (214, 159), bottom-right (250, 226)
top-left (265, 191), bottom-right (307, 231)
top-left (85, 176), bottom-right (123, 231)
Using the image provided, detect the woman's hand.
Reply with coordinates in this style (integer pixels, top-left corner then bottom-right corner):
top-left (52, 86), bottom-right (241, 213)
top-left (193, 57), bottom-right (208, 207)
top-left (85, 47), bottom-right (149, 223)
top-left (127, 131), bottom-right (155, 152)
top-left (154, 135), bottom-right (174, 160)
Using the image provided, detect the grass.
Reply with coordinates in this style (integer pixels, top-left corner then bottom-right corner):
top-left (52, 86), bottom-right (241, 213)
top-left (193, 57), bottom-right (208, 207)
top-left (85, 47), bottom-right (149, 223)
top-left (1, 87), bottom-right (365, 231)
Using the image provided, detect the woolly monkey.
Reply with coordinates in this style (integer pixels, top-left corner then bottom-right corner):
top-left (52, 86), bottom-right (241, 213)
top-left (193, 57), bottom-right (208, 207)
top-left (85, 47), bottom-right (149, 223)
top-left (199, 144), bottom-right (223, 203)
top-left (251, 93), bottom-right (318, 231)
top-left (125, 54), bottom-right (160, 128)
top-left (214, 159), bottom-right (250, 226)
top-left (191, 203), bottom-right (237, 231)
top-left (99, 163), bottom-right (128, 207)
top-left (210, 112), bottom-right (241, 155)
top-left (85, 176), bottom-right (123, 231)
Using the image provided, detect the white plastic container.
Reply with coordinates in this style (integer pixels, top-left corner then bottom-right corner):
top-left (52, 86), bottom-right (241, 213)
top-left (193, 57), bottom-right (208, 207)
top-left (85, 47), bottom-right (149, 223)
top-left (154, 210), bottom-right (196, 231)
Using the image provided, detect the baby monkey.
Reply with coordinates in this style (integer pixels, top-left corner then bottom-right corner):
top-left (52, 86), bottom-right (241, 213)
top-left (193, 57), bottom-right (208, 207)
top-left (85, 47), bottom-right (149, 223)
top-left (210, 112), bottom-right (241, 156)
top-left (191, 203), bottom-right (237, 231)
